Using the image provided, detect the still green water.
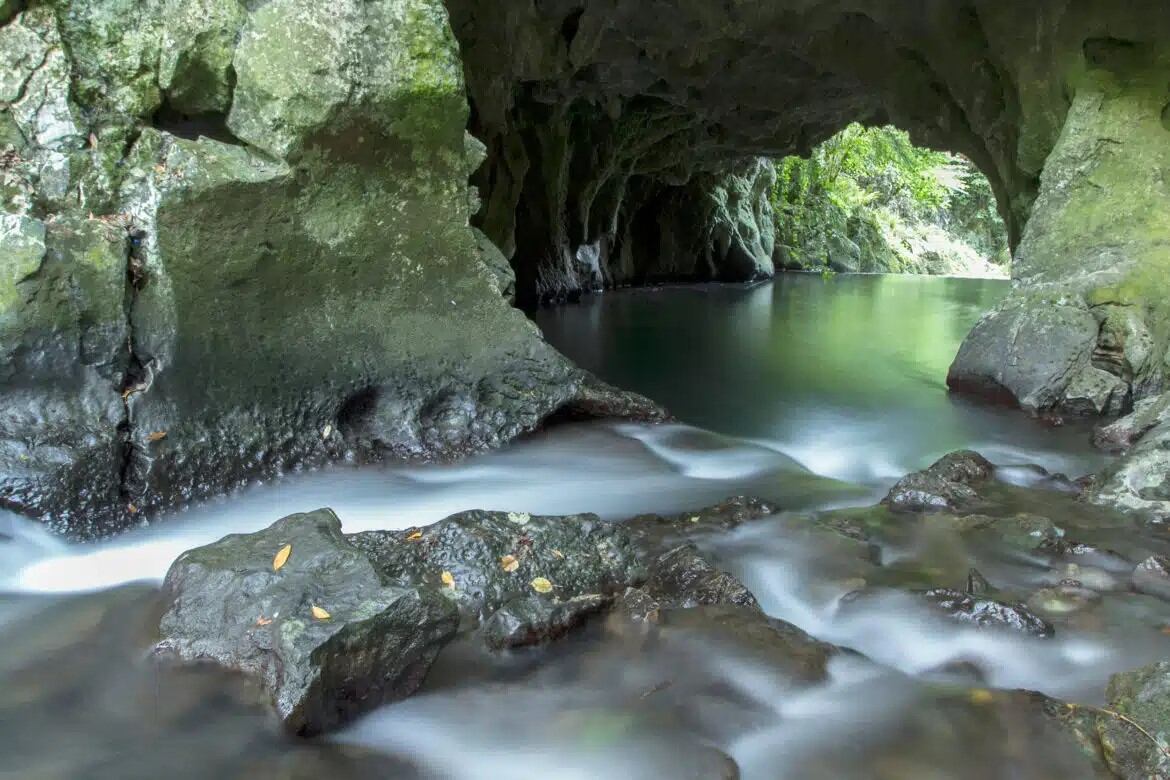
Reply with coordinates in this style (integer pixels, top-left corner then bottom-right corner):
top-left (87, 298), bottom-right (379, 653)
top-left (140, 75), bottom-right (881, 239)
top-left (536, 274), bottom-right (1104, 484)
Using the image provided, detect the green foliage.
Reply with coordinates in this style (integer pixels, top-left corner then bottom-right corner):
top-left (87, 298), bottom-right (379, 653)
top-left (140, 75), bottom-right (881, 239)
top-left (770, 124), bottom-right (1010, 275)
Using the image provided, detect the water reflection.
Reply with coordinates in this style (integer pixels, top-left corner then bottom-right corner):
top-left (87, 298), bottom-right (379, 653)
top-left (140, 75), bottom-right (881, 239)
top-left (535, 276), bottom-right (1105, 483)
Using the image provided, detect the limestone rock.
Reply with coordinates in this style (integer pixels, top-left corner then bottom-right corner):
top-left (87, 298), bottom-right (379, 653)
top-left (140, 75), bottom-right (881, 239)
top-left (348, 509), bottom-right (644, 627)
top-left (481, 593), bottom-right (610, 649)
top-left (918, 588), bottom-right (1055, 637)
top-left (882, 450), bottom-right (996, 513)
top-left (157, 509), bottom-right (460, 736)
top-left (1089, 394), bottom-right (1170, 521)
top-left (1131, 555), bottom-right (1170, 601)
top-left (1099, 662), bottom-right (1170, 779)
top-left (638, 543), bottom-right (761, 612)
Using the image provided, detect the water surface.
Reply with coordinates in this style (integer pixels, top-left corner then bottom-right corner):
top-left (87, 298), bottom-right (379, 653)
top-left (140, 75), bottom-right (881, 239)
top-left (536, 275), bottom-right (1104, 483)
top-left (2, 275), bottom-right (1144, 780)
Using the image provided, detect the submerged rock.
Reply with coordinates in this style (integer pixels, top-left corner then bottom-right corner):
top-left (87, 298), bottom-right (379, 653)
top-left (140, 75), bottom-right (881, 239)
top-left (1132, 556), bottom-right (1170, 601)
top-left (157, 509), bottom-right (459, 736)
top-left (882, 450), bottom-right (995, 513)
top-left (919, 588), bottom-right (1055, 637)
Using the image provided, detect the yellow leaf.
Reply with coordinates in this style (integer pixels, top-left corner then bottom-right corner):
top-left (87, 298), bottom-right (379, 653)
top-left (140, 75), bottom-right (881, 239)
top-left (530, 577), bottom-right (553, 594)
top-left (968, 688), bottom-right (994, 705)
top-left (127, 503), bottom-right (138, 515)
top-left (311, 605), bottom-right (331, 620)
top-left (500, 554), bottom-right (520, 573)
top-left (551, 549), bottom-right (565, 560)
top-left (405, 530), bottom-right (423, 541)
top-left (441, 571), bottom-right (455, 588)
top-left (255, 616), bottom-right (272, 627)
top-left (272, 544), bottom-right (292, 572)
top-left (147, 430), bottom-right (167, 442)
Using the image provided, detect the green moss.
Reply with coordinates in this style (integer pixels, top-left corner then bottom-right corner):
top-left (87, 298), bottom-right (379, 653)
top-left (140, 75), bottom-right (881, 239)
top-left (49, 0), bottom-right (163, 121)
top-left (157, 0), bottom-right (246, 115)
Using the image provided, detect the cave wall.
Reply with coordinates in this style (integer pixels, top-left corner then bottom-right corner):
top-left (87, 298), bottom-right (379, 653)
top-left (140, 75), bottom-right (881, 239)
top-left (448, 0), bottom-right (1170, 409)
top-left (4, 0), bottom-right (1170, 534)
top-left (0, 0), bottom-right (587, 537)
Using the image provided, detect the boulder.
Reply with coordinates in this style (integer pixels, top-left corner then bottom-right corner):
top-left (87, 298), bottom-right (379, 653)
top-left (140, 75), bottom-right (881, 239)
top-left (1132, 556), bottom-right (1170, 601)
top-left (157, 508), bottom-right (459, 736)
top-left (882, 450), bottom-right (996, 513)
top-left (1, 0), bottom-right (632, 537)
top-left (1098, 662), bottom-right (1170, 779)
top-left (348, 509), bottom-right (644, 628)
top-left (918, 588), bottom-right (1054, 637)
top-left (640, 543), bottom-right (760, 612)
top-left (1089, 396), bottom-right (1170, 521)
top-left (1095, 393), bottom-right (1170, 453)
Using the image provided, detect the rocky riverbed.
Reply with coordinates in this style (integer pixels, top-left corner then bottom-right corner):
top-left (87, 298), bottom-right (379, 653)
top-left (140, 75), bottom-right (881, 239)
top-left (6, 406), bottom-right (1168, 777)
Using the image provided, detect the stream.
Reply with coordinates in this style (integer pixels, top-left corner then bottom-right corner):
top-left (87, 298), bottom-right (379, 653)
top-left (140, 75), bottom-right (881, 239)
top-left (3, 275), bottom-right (1164, 780)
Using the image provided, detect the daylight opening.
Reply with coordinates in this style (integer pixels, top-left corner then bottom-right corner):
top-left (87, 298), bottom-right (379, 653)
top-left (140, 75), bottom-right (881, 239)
top-left (770, 125), bottom-right (1011, 278)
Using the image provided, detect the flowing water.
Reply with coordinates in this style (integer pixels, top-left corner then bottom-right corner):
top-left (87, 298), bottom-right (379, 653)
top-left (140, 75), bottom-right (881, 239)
top-left (3, 274), bottom-right (1163, 780)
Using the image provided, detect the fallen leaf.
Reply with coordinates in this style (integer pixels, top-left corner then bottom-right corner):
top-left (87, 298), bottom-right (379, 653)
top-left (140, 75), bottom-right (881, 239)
top-left (127, 503), bottom-right (138, 515)
top-left (530, 577), bottom-right (553, 594)
top-left (322, 424), bottom-right (333, 439)
top-left (146, 430), bottom-right (167, 442)
top-left (507, 511), bottom-right (531, 526)
top-left (255, 616), bottom-right (272, 627)
top-left (551, 549), bottom-right (565, 560)
top-left (311, 605), bottom-right (331, 621)
top-left (968, 688), bottom-right (994, 705)
top-left (500, 554), bottom-right (520, 572)
top-left (440, 571), bottom-right (455, 588)
top-left (689, 516), bottom-right (700, 524)
top-left (273, 543), bottom-right (292, 571)
top-left (405, 530), bottom-right (423, 541)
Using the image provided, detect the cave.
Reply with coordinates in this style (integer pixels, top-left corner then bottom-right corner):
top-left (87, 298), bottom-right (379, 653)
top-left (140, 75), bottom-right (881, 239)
top-left (0, 0), bottom-right (1167, 533)
top-left (7, 1), bottom-right (1170, 776)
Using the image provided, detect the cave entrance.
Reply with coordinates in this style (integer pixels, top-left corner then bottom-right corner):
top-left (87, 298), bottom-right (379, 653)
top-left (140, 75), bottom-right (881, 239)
top-left (769, 124), bottom-right (1011, 278)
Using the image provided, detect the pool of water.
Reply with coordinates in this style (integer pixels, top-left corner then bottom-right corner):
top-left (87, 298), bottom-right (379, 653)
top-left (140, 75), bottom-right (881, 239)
top-left (1, 275), bottom-right (1146, 780)
top-left (535, 275), bottom-right (1105, 484)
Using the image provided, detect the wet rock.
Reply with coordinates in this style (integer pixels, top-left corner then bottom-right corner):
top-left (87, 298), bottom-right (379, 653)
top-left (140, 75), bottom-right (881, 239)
top-left (988, 513), bottom-right (1065, 551)
top-left (348, 509), bottom-right (643, 627)
top-left (1099, 662), bottom-right (1170, 779)
top-left (882, 451), bottom-right (995, 513)
top-left (481, 593), bottom-right (610, 650)
top-left (624, 496), bottom-right (780, 556)
top-left (1095, 393), bottom-right (1170, 453)
top-left (157, 509), bottom-right (459, 736)
top-left (919, 588), bottom-right (1055, 637)
top-left (662, 607), bottom-right (836, 683)
top-left (1090, 396), bottom-right (1170, 521)
top-left (641, 543), bottom-right (760, 612)
top-left (550, 373), bottom-right (672, 425)
top-left (1132, 556), bottom-right (1170, 601)
top-left (966, 568), bottom-right (992, 597)
top-left (1026, 584), bottom-right (1102, 618)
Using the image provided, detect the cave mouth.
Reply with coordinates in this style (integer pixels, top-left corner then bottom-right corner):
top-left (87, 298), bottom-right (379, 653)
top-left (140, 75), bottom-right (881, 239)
top-left (768, 124), bottom-right (1011, 278)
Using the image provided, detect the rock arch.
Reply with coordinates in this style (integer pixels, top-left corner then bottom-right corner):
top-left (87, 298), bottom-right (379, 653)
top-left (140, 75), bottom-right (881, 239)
top-left (1, 0), bottom-right (1168, 533)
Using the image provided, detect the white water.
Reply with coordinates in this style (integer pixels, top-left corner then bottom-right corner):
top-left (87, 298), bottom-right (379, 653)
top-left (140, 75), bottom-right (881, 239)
top-left (0, 278), bottom-right (1148, 779)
